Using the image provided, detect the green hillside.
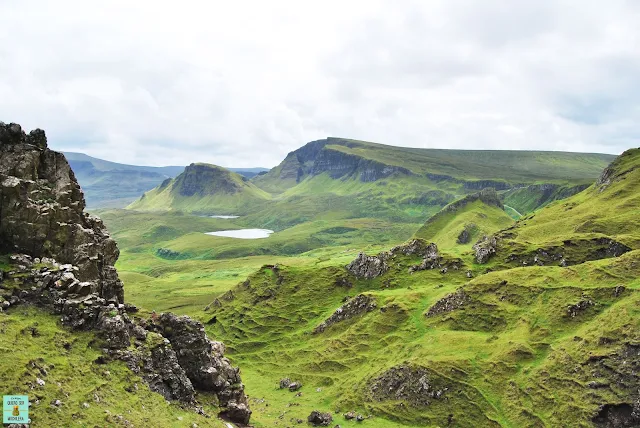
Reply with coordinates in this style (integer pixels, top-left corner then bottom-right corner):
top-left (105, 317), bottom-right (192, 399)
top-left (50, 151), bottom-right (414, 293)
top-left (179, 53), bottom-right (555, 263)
top-left (128, 163), bottom-right (271, 214)
top-left (63, 152), bottom-right (267, 208)
top-left (0, 305), bottom-right (227, 428)
top-left (414, 188), bottom-right (514, 253)
top-left (106, 148), bottom-right (640, 427)
top-left (131, 138), bottom-right (615, 228)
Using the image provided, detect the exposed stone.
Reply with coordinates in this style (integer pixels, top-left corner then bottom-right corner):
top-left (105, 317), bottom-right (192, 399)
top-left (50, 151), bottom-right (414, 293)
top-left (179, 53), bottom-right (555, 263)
top-left (314, 294), bottom-right (377, 334)
top-left (279, 378), bottom-right (292, 389)
top-left (408, 243), bottom-right (441, 273)
top-left (308, 410), bottom-right (333, 426)
top-left (473, 235), bottom-right (498, 264)
top-left (368, 365), bottom-right (447, 406)
top-left (566, 298), bottom-right (596, 318)
top-left (346, 252), bottom-right (389, 279)
top-left (0, 123), bottom-right (123, 303)
top-left (456, 223), bottom-right (477, 244)
top-left (0, 123), bottom-right (250, 424)
top-left (426, 289), bottom-right (470, 317)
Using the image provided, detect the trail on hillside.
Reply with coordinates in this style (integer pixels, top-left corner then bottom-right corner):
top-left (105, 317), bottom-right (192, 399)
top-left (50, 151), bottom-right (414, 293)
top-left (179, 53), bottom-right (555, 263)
top-left (504, 205), bottom-right (523, 217)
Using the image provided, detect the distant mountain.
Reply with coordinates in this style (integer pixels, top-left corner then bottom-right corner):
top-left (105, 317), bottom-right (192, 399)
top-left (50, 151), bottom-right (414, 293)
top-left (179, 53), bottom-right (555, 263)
top-left (63, 152), bottom-right (268, 208)
top-left (127, 138), bottom-right (616, 228)
top-left (128, 163), bottom-right (270, 214)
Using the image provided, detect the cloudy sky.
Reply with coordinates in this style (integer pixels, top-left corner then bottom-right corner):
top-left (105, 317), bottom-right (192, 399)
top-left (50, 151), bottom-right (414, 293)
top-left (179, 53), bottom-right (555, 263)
top-left (1, 1), bottom-right (638, 167)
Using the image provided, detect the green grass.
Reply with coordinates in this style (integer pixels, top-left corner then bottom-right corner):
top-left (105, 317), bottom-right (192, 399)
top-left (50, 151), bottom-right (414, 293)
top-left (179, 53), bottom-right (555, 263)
top-left (414, 199), bottom-right (514, 255)
top-left (0, 306), bottom-right (228, 427)
top-left (322, 138), bottom-right (614, 183)
top-left (102, 148), bottom-right (640, 427)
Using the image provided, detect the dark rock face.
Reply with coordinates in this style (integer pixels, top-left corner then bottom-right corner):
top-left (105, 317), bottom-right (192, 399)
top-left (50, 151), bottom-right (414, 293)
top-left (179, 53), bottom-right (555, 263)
top-left (596, 148), bottom-right (640, 192)
top-left (346, 252), bottom-right (390, 279)
top-left (313, 294), bottom-right (377, 333)
top-left (174, 163), bottom-right (240, 196)
top-left (408, 243), bottom-right (442, 273)
top-left (368, 365), bottom-right (447, 406)
top-left (347, 239), bottom-right (444, 279)
top-left (312, 147), bottom-right (412, 182)
top-left (473, 235), bottom-right (498, 264)
top-left (456, 224), bottom-right (477, 244)
top-left (426, 289), bottom-right (470, 317)
top-left (0, 122), bottom-right (123, 303)
top-left (463, 180), bottom-right (512, 191)
top-left (307, 410), bottom-right (333, 426)
top-left (503, 237), bottom-right (631, 268)
top-left (0, 123), bottom-right (250, 424)
top-left (588, 343), bottom-right (640, 427)
top-left (153, 313), bottom-right (251, 424)
top-left (275, 138), bottom-right (413, 184)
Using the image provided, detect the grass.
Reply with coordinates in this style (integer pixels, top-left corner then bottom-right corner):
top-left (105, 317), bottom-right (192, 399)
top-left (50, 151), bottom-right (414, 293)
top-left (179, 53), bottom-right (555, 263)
top-left (0, 306), bottom-right (228, 427)
top-left (99, 148), bottom-right (639, 427)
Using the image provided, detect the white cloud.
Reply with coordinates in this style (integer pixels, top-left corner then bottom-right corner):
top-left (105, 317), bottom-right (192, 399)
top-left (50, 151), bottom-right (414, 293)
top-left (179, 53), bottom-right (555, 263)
top-left (0, 0), bottom-right (638, 167)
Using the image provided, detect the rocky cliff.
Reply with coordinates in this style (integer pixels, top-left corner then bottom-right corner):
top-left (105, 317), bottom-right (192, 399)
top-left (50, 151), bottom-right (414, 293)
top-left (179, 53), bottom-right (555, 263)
top-left (173, 163), bottom-right (244, 197)
top-left (267, 137), bottom-right (413, 185)
top-left (0, 123), bottom-right (250, 424)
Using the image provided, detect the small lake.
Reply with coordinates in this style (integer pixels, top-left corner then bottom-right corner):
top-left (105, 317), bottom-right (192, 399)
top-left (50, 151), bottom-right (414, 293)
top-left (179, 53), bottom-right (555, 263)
top-left (205, 229), bottom-right (274, 239)
top-left (209, 215), bottom-right (239, 219)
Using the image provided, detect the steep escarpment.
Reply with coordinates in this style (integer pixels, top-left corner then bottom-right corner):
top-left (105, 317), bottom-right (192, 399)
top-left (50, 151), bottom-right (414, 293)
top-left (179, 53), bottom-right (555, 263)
top-left (0, 123), bottom-right (123, 303)
top-left (0, 123), bottom-right (251, 424)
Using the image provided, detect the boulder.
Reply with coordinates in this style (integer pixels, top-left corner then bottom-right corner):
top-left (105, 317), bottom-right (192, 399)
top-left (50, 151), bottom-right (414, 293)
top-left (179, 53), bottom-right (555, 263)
top-left (308, 410), bottom-right (333, 426)
top-left (473, 235), bottom-right (498, 264)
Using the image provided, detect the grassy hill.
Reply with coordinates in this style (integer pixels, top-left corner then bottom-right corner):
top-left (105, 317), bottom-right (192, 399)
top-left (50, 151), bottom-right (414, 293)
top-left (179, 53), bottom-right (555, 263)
top-left (105, 148), bottom-right (640, 427)
top-left (414, 188), bottom-right (514, 254)
top-left (133, 138), bottom-right (614, 228)
top-left (64, 152), bottom-right (267, 208)
top-left (128, 163), bottom-right (271, 214)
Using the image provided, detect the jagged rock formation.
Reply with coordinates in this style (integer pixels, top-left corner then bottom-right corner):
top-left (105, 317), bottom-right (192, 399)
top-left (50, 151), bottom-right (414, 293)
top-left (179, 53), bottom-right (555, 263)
top-left (0, 123), bottom-right (250, 424)
top-left (347, 252), bottom-right (390, 279)
top-left (266, 137), bottom-right (414, 184)
top-left (596, 148), bottom-right (640, 192)
top-left (173, 163), bottom-right (243, 196)
top-left (473, 235), bottom-right (498, 264)
top-left (313, 294), bottom-right (377, 334)
top-left (0, 123), bottom-right (123, 303)
top-left (347, 239), bottom-right (445, 279)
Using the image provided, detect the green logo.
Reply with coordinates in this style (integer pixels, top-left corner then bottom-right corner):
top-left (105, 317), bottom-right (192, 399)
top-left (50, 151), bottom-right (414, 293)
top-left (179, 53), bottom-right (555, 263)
top-left (3, 395), bottom-right (29, 424)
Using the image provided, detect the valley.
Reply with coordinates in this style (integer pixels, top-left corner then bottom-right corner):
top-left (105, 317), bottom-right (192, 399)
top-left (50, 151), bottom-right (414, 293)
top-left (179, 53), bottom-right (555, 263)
top-left (2, 124), bottom-right (637, 427)
top-left (95, 139), bottom-right (636, 427)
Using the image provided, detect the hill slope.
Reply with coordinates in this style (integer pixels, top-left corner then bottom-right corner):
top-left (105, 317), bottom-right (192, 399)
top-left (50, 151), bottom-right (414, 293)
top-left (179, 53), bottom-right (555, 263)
top-left (128, 138), bottom-right (614, 228)
top-left (128, 162), bottom-right (271, 214)
top-left (194, 148), bottom-right (640, 427)
top-left (64, 152), bottom-right (268, 208)
top-left (414, 188), bottom-right (514, 252)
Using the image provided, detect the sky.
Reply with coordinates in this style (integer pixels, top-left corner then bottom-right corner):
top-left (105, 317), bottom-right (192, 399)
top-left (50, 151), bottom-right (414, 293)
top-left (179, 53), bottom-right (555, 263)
top-left (1, 1), bottom-right (639, 168)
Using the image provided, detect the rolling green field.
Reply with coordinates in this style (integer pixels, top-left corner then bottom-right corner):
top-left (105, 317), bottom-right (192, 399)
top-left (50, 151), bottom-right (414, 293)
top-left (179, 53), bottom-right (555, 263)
top-left (99, 148), bottom-right (639, 427)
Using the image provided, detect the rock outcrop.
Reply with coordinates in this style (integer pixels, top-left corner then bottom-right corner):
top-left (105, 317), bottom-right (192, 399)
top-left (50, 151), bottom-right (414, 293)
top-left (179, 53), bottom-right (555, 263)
top-left (473, 235), bottom-right (498, 264)
top-left (347, 239), bottom-right (446, 279)
top-left (313, 294), bottom-right (377, 334)
top-left (368, 365), bottom-right (448, 406)
top-left (0, 123), bottom-right (250, 424)
top-left (307, 410), bottom-right (333, 426)
top-left (346, 252), bottom-right (390, 279)
top-left (426, 289), bottom-right (470, 317)
top-left (0, 122), bottom-right (123, 303)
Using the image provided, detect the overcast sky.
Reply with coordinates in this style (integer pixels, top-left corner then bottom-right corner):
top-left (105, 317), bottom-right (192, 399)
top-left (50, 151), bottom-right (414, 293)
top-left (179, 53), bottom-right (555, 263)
top-left (1, 1), bottom-right (639, 167)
